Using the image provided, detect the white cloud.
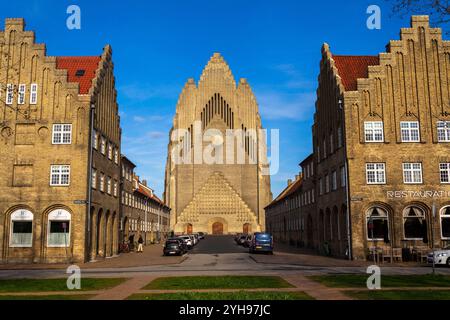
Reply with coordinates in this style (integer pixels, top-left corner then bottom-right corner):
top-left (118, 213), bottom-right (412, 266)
top-left (257, 91), bottom-right (316, 121)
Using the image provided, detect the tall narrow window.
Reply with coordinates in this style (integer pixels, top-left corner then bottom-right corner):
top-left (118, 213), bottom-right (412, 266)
top-left (332, 171), bottom-right (337, 190)
top-left (47, 209), bottom-right (71, 247)
top-left (337, 126), bottom-right (343, 148)
top-left (10, 209), bottom-right (33, 247)
top-left (403, 163), bottom-right (422, 184)
top-left (364, 121), bottom-right (384, 142)
top-left (99, 173), bottom-right (105, 192)
top-left (366, 207), bottom-right (389, 241)
top-left (50, 165), bottom-right (70, 186)
top-left (92, 169), bottom-right (97, 189)
top-left (340, 166), bottom-right (346, 187)
top-left (100, 137), bottom-right (106, 155)
top-left (18, 84), bottom-right (26, 105)
top-left (440, 163), bottom-right (450, 184)
top-left (107, 176), bottom-right (112, 194)
top-left (329, 133), bottom-right (334, 154)
top-left (93, 130), bottom-right (98, 150)
top-left (400, 121), bottom-right (420, 142)
top-left (437, 121), bottom-right (450, 142)
top-left (114, 148), bottom-right (119, 164)
top-left (441, 206), bottom-right (450, 239)
top-left (114, 180), bottom-right (118, 197)
top-left (366, 163), bottom-right (386, 184)
top-left (52, 124), bottom-right (72, 144)
top-left (319, 178), bottom-right (323, 195)
top-left (30, 84), bottom-right (38, 104)
top-left (403, 207), bottom-right (426, 240)
top-left (325, 174), bottom-right (330, 193)
top-left (6, 84), bottom-right (14, 105)
top-left (108, 144), bottom-right (113, 160)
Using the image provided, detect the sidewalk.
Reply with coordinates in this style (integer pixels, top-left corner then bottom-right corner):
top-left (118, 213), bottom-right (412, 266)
top-left (0, 244), bottom-right (187, 270)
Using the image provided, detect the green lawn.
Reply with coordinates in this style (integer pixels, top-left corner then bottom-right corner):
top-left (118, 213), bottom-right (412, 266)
top-left (0, 278), bottom-right (127, 293)
top-left (309, 274), bottom-right (450, 288)
top-left (346, 290), bottom-right (450, 300)
top-left (0, 294), bottom-right (95, 300)
top-left (143, 276), bottom-right (294, 290)
top-left (128, 291), bottom-right (312, 300)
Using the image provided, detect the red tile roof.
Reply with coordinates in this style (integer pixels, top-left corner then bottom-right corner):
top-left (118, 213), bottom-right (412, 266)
top-left (136, 185), bottom-right (167, 208)
top-left (332, 55), bottom-right (379, 91)
top-left (265, 178), bottom-right (302, 209)
top-left (56, 56), bottom-right (101, 94)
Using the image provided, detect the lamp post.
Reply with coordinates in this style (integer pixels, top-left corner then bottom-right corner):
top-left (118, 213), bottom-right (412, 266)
top-left (432, 202), bottom-right (436, 275)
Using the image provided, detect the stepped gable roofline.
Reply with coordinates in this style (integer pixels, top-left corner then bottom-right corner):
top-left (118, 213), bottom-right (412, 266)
top-left (56, 56), bottom-right (101, 94)
top-left (198, 52), bottom-right (237, 88)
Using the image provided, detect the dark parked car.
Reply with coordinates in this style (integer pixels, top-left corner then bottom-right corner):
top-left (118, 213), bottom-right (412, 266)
top-left (249, 233), bottom-right (273, 254)
top-left (243, 234), bottom-right (252, 247)
top-left (163, 238), bottom-right (186, 256)
top-left (237, 234), bottom-right (248, 246)
top-left (198, 232), bottom-right (205, 239)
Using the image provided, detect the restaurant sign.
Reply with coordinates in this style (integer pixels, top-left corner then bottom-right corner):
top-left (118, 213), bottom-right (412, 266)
top-left (387, 190), bottom-right (450, 199)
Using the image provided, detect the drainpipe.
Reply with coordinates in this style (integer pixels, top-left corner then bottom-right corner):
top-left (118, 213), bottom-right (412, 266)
top-left (340, 99), bottom-right (352, 260)
top-left (87, 103), bottom-right (95, 260)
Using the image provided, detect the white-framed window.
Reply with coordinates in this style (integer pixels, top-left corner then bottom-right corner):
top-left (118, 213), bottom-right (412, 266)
top-left (9, 209), bottom-right (33, 247)
top-left (403, 163), bottom-right (422, 184)
top-left (441, 206), bottom-right (450, 239)
top-left (47, 209), bottom-right (71, 247)
top-left (366, 163), bottom-right (386, 184)
top-left (52, 124), bottom-right (72, 144)
top-left (108, 144), bottom-right (113, 160)
top-left (93, 130), bottom-right (98, 150)
top-left (114, 148), bottom-right (119, 164)
top-left (331, 171), bottom-right (337, 191)
top-left (100, 137), bottom-right (106, 155)
top-left (92, 169), bottom-right (97, 189)
top-left (403, 206), bottom-right (426, 240)
top-left (437, 121), bottom-right (450, 142)
top-left (400, 121), bottom-right (420, 142)
top-left (113, 180), bottom-right (118, 197)
top-left (30, 83), bottom-right (38, 104)
top-left (50, 165), bottom-right (70, 186)
top-left (6, 84), bottom-right (14, 105)
top-left (440, 163), bottom-right (450, 184)
top-left (18, 84), bottom-right (26, 105)
top-left (364, 121), bottom-right (384, 142)
top-left (340, 166), bottom-right (346, 187)
top-left (107, 176), bottom-right (112, 194)
top-left (99, 173), bottom-right (105, 192)
top-left (366, 207), bottom-right (389, 241)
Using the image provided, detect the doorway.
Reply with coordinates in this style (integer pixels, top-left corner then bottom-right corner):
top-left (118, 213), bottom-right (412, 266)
top-left (212, 222), bottom-right (224, 235)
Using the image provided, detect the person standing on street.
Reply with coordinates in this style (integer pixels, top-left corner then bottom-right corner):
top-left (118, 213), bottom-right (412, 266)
top-left (137, 235), bottom-right (144, 253)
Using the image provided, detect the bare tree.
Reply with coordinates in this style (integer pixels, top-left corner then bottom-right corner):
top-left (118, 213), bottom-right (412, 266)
top-left (387, 0), bottom-right (449, 32)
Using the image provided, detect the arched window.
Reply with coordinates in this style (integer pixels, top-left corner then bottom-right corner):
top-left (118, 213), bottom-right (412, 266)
top-left (440, 206), bottom-right (450, 239)
top-left (10, 209), bottom-right (33, 247)
top-left (366, 207), bottom-right (389, 241)
top-left (403, 206), bottom-right (426, 240)
top-left (47, 209), bottom-right (71, 247)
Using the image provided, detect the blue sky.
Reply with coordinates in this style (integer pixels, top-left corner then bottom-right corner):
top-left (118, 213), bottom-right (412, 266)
top-left (2, 0), bottom-right (437, 198)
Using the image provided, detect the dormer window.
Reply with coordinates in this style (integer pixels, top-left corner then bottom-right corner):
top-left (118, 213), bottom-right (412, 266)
top-left (75, 69), bottom-right (85, 77)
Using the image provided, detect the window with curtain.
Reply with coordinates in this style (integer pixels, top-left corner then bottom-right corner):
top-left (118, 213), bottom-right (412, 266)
top-left (47, 209), bottom-right (71, 247)
top-left (10, 209), bottom-right (33, 247)
top-left (366, 207), bottom-right (389, 241)
top-left (403, 207), bottom-right (426, 240)
top-left (441, 206), bottom-right (450, 239)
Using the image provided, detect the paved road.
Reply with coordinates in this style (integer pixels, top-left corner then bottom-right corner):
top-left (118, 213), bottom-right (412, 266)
top-left (191, 235), bottom-right (248, 254)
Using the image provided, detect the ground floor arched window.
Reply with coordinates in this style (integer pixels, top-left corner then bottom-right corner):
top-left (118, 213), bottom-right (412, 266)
top-left (10, 209), bottom-right (33, 247)
top-left (403, 206), bottom-right (426, 240)
top-left (366, 207), bottom-right (389, 241)
top-left (441, 206), bottom-right (450, 239)
top-left (47, 209), bottom-right (71, 247)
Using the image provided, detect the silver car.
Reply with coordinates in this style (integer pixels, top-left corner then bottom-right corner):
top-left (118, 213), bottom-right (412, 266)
top-left (427, 246), bottom-right (450, 266)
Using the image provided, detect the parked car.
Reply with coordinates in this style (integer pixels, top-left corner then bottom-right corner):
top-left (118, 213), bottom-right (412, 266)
top-left (163, 239), bottom-right (185, 256)
top-left (172, 237), bottom-right (188, 253)
top-left (237, 234), bottom-right (248, 246)
top-left (243, 234), bottom-right (252, 248)
top-left (249, 232), bottom-right (273, 254)
top-left (193, 233), bottom-right (200, 243)
top-left (427, 246), bottom-right (450, 266)
top-left (198, 232), bottom-right (205, 239)
top-left (188, 234), bottom-right (197, 246)
top-left (179, 235), bottom-right (193, 249)
top-left (234, 233), bottom-right (242, 243)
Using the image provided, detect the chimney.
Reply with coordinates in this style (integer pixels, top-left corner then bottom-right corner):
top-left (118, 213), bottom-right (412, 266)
top-left (287, 179), bottom-right (292, 186)
top-left (142, 180), bottom-right (147, 187)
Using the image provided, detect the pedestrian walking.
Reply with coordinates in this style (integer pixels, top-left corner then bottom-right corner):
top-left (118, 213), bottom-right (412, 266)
top-left (137, 235), bottom-right (144, 253)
